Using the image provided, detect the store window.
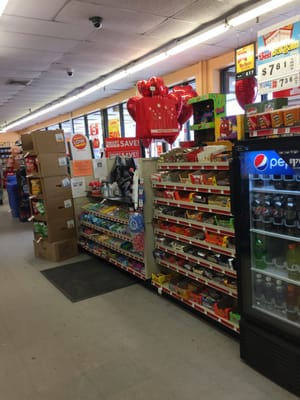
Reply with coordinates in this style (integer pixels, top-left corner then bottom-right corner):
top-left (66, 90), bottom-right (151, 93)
top-left (107, 105), bottom-right (121, 138)
top-left (123, 102), bottom-right (136, 137)
top-left (87, 111), bottom-right (103, 158)
top-left (47, 123), bottom-right (60, 130)
top-left (72, 116), bottom-right (87, 135)
top-left (221, 65), bottom-right (271, 115)
top-left (60, 120), bottom-right (73, 154)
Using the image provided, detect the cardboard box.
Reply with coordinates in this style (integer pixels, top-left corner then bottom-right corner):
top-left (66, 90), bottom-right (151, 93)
top-left (25, 153), bottom-right (68, 177)
top-left (21, 130), bottom-right (66, 154)
top-left (261, 98), bottom-right (288, 112)
top-left (244, 103), bottom-right (262, 116)
top-left (29, 176), bottom-right (72, 198)
top-left (30, 196), bottom-right (74, 221)
top-left (33, 216), bottom-right (76, 242)
top-left (215, 115), bottom-right (245, 140)
top-left (34, 238), bottom-right (78, 262)
top-left (35, 153), bottom-right (68, 177)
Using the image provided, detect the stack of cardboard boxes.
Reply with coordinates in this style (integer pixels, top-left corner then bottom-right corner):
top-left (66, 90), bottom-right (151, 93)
top-left (21, 130), bottom-right (78, 261)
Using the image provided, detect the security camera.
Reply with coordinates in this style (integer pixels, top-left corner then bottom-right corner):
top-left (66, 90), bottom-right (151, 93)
top-left (66, 68), bottom-right (74, 77)
top-left (89, 16), bottom-right (103, 29)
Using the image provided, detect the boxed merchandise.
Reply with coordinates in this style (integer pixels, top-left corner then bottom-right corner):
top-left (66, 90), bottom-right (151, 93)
top-left (271, 110), bottom-right (284, 128)
top-left (244, 102), bottom-right (262, 116)
top-left (30, 196), bottom-right (74, 221)
top-left (33, 217), bottom-right (76, 242)
top-left (35, 153), bottom-right (68, 177)
top-left (283, 106), bottom-right (300, 126)
top-left (33, 238), bottom-right (78, 262)
top-left (215, 115), bottom-right (245, 140)
top-left (21, 130), bottom-right (66, 154)
top-left (28, 176), bottom-right (72, 198)
top-left (257, 112), bottom-right (272, 129)
top-left (261, 98), bottom-right (288, 112)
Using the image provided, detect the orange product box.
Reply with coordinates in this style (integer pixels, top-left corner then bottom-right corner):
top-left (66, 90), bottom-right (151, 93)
top-left (271, 110), bottom-right (284, 128)
top-left (283, 106), bottom-right (300, 126)
top-left (213, 303), bottom-right (232, 319)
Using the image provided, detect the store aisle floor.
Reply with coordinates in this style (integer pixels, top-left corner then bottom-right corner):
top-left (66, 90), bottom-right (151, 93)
top-left (0, 198), bottom-right (298, 400)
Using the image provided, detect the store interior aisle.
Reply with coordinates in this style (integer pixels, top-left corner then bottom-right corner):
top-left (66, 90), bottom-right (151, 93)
top-left (0, 198), bottom-right (298, 400)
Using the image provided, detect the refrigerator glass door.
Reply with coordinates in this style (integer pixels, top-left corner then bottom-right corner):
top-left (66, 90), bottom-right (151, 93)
top-left (239, 147), bottom-right (300, 337)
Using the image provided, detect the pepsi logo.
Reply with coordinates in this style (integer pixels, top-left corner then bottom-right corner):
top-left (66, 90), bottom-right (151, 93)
top-left (254, 154), bottom-right (268, 171)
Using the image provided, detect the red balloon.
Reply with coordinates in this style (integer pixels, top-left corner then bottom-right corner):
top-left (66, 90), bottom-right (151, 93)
top-left (127, 96), bottom-right (140, 121)
top-left (137, 80), bottom-right (151, 97)
top-left (235, 76), bottom-right (258, 110)
top-left (172, 85), bottom-right (198, 125)
top-left (149, 76), bottom-right (165, 96)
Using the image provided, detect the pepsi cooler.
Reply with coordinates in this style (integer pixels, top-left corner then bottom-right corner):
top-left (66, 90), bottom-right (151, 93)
top-left (232, 136), bottom-right (300, 397)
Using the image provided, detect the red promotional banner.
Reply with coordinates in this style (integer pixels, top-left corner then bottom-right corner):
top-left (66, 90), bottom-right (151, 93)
top-left (105, 138), bottom-right (141, 158)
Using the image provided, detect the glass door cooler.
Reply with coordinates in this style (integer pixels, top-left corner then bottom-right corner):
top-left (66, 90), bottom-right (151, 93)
top-left (232, 136), bottom-right (300, 397)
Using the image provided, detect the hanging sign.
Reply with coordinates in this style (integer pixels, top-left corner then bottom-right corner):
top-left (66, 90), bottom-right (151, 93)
top-left (105, 138), bottom-right (141, 158)
top-left (235, 42), bottom-right (256, 80)
top-left (257, 16), bottom-right (300, 94)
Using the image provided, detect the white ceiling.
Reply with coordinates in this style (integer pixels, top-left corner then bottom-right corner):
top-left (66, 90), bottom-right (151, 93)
top-left (0, 0), bottom-right (299, 131)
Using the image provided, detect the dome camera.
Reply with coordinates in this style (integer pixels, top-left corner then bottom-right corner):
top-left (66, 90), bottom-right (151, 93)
top-left (89, 16), bottom-right (103, 29)
top-left (66, 68), bottom-right (74, 77)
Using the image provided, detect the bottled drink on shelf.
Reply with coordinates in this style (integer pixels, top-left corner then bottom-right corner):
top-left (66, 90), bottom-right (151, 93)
top-left (254, 273), bottom-right (265, 307)
top-left (271, 195), bottom-right (285, 233)
top-left (264, 276), bottom-right (275, 311)
top-left (272, 174), bottom-right (284, 190)
top-left (261, 194), bottom-right (273, 231)
top-left (284, 197), bottom-right (297, 236)
top-left (274, 279), bottom-right (286, 314)
top-left (286, 284), bottom-right (298, 322)
top-left (251, 193), bottom-right (263, 229)
top-left (253, 235), bottom-right (267, 269)
top-left (287, 243), bottom-right (300, 281)
top-left (283, 175), bottom-right (297, 190)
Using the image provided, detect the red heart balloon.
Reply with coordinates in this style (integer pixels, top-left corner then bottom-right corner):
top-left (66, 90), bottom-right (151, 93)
top-left (149, 76), bottom-right (165, 96)
top-left (127, 96), bottom-right (140, 121)
top-left (235, 76), bottom-right (258, 110)
top-left (137, 80), bottom-right (151, 97)
top-left (172, 85), bottom-right (198, 125)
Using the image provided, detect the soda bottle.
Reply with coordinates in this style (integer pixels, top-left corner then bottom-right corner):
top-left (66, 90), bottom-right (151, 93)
top-left (274, 279), bottom-right (286, 314)
top-left (253, 235), bottom-right (267, 269)
top-left (287, 243), bottom-right (300, 280)
top-left (264, 276), bottom-right (274, 311)
top-left (284, 197), bottom-right (297, 235)
top-left (261, 194), bottom-right (273, 231)
top-left (286, 284), bottom-right (298, 321)
top-left (271, 195), bottom-right (285, 233)
top-left (251, 193), bottom-right (263, 229)
top-left (254, 273), bottom-right (265, 307)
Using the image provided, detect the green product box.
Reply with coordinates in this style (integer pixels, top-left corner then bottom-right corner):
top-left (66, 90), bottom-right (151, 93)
top-left (261, 98), bottom-right (288, 112)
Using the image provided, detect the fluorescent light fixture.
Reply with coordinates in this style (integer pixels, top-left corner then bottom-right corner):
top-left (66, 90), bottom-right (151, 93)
top-left (228, 0), bottom-right (294, 27)
top-left (167, 24), bottom-right (229, 56)
top-left (0, 0), bottom-right (8, 16)
top-left (2, 0), bottom-right (296, 131)
top-left (127, 53), bottom-right (169, 74)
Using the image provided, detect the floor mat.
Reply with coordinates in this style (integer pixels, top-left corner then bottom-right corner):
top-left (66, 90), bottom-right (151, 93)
top-left (41, 259), bottom-right (136, 302)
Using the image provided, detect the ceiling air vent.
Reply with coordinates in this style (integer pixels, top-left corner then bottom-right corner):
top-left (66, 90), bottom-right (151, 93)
top-left (5, 79), bottom-right (32, 86)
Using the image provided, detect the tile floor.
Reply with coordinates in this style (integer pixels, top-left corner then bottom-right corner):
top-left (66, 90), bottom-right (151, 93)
top-left (0, 196), bottom-right (298, 400)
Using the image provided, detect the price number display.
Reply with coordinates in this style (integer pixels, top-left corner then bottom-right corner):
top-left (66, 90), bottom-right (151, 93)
top-left (258, 53), bottom-right (299, 94)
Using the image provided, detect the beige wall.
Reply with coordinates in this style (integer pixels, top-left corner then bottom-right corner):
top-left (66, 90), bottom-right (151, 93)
top-left (18, 50), bottom-right (235, 135)
top-left (0, 131), bottom-right (20, 145)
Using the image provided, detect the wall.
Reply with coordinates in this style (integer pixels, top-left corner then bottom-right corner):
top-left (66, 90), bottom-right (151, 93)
top-left (0, 131), bottom-right (20, 145)
top-left (17, 50), bottom-right (235, 135)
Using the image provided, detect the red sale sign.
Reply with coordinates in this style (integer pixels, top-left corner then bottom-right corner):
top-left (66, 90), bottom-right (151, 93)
top-left (105, 138), bottom-right (141, 158)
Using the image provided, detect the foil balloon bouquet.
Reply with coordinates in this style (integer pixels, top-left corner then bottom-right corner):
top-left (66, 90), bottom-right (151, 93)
top-left (127, 76), bottom-right (197, 148)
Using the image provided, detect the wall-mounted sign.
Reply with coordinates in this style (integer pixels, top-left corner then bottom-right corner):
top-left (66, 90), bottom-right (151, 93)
top-left (105, 138), bottom-right (141, 158)
top-left (235, 42), bottom-right (256, 80)
top-left (257, 16), bottom-right (300, 94)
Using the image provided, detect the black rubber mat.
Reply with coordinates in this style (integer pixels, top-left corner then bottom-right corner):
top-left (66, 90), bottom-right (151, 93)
top-left (41, 259), bottom-right (136, 302)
